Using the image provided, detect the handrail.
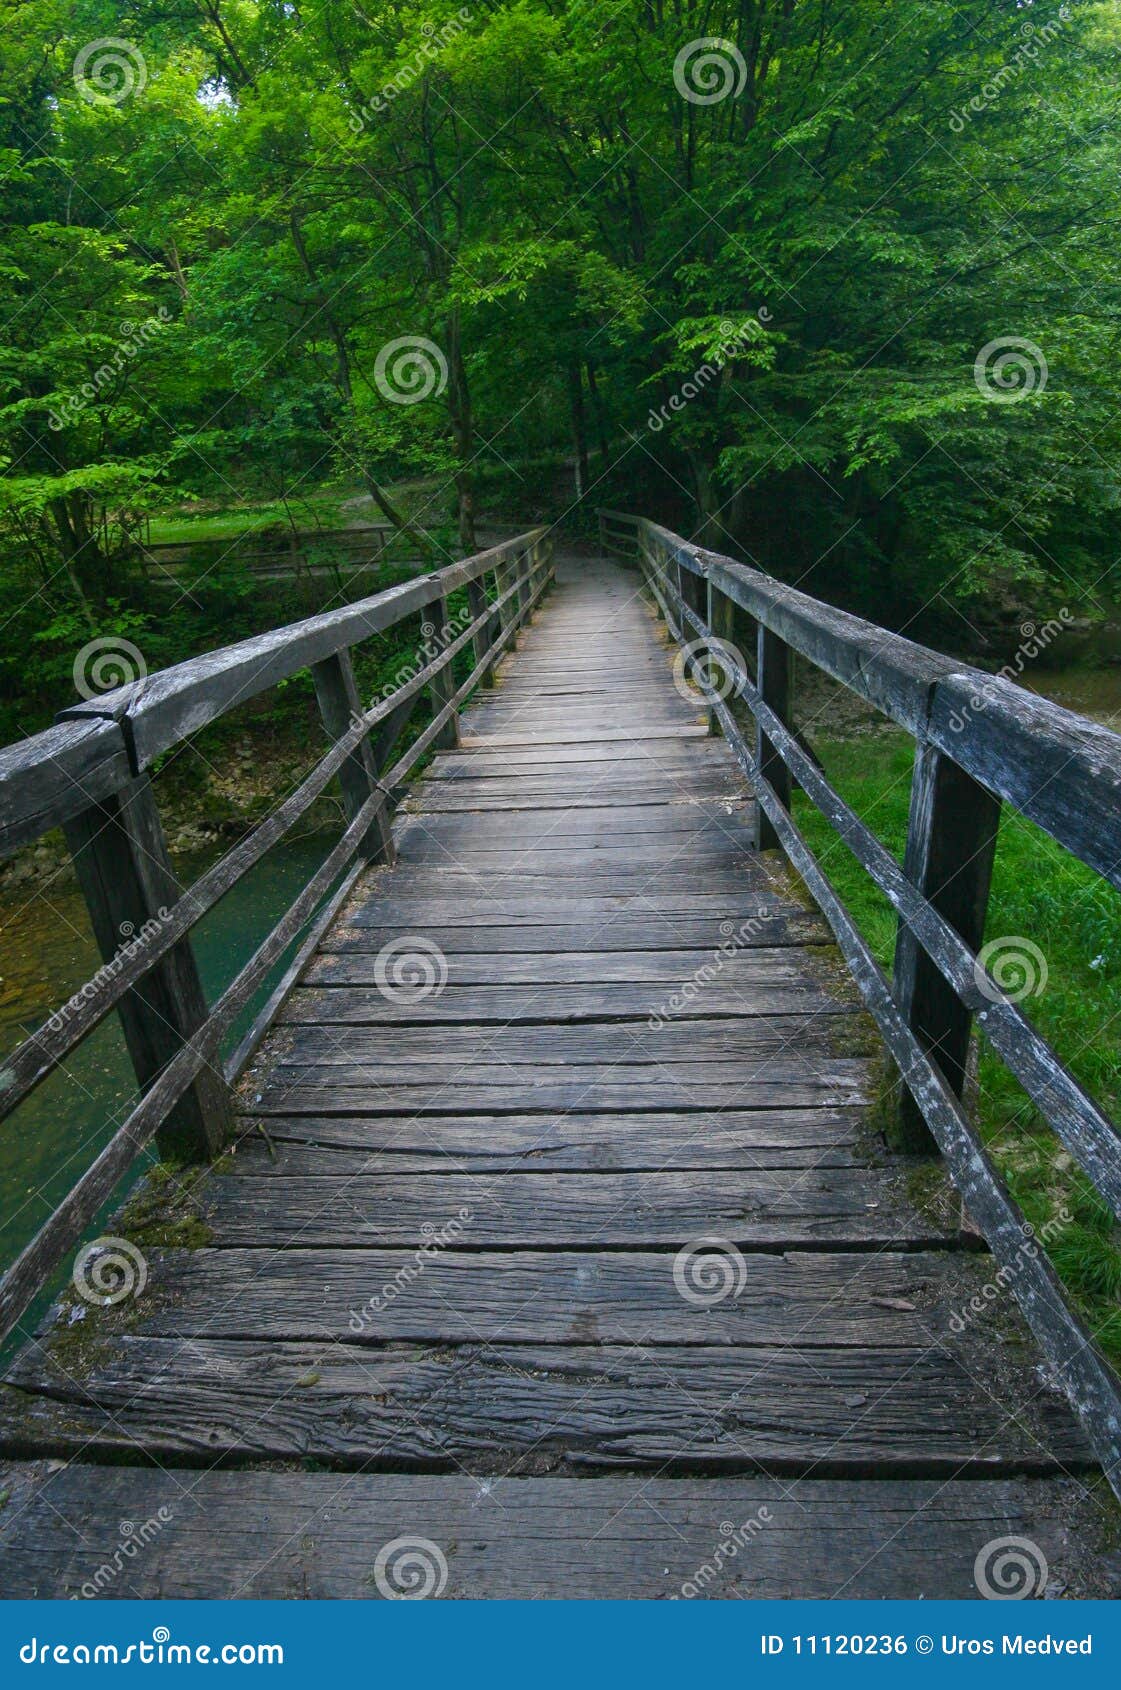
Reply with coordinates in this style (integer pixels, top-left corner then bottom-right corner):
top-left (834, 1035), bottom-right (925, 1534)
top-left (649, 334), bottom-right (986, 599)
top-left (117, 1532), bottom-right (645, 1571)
top-left (598, 507), bottom-right (1121, 1495)
top-left (598, 510), bottom-right (1121, 888)
top-left (0, 527), bottom-right (554, 1343)
top-left (59, 532), bottom-right (547, 775)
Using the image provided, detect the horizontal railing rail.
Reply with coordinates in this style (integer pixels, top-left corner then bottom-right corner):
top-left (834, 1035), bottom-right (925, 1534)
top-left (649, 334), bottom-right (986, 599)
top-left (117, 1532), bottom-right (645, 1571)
top-left (0, 528), bottom-right (554, 1343)
top-left (598, 507), bottom-right (1121, 1496)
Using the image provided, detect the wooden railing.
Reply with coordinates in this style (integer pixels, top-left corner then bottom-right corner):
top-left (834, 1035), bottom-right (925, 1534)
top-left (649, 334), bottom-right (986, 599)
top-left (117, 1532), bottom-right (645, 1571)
top-left (142, 524), bottom-right (396, 578)
top-left (0, 529), bottom-right (554, 1342)
top-left (599, 507), bottom-right (1121, 1494)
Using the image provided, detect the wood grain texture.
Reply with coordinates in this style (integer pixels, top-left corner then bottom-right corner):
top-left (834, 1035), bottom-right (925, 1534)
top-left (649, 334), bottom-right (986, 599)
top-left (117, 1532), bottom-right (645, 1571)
top-left (229, 1107), bottom-right (868, 1170)
top-left (0, 1467), bottom-right (1107, 1598)
top-left (188, 1167), bottom-right (950, 1248)
top-left (1, 1338), bottom-right (1086, 1470)
top-left (1, 549), bottom-right (1102, 1598)
top-left (100, 1245), bottom-right (1024, 1347)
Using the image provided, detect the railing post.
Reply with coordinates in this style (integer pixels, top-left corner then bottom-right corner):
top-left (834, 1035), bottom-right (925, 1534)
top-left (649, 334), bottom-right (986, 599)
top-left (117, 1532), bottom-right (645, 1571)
top-left (428, 593), bottom-right (459, 749)
top-left (678, 561), bottom-right (714, 732)
top-left (467, 575), bottom-right (496, 687)
top-left (517, 543), bottom-right (532, 618)
top-left (755, 625), bottom-right (792, 851)
top-left (707, 574), bottom-right (741, 654)
top-left (311, 648), bottom-right (395, 866)
top-left (495, 553), bottom-right (516, 643)
top-left (892, 740), bottom-right (1001, 1152)
top-left (63, 777), bottom-right (232, 1163)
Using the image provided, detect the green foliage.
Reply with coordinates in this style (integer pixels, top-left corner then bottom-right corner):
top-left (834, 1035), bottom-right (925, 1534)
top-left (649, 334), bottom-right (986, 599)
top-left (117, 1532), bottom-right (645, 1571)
top-left (1, 0), bottom-right (1121, 710)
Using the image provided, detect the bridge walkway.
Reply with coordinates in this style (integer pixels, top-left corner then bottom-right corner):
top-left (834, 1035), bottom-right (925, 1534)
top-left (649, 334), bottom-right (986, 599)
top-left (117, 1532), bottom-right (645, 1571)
top-left (0, 555), bottom-right (1104, 1598)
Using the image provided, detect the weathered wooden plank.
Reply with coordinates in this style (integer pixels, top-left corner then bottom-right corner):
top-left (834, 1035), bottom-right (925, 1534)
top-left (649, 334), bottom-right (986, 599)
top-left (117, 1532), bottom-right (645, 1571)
top-left (251, 1070), bottom-right (872, 1115)
top-left (323, 915), bottom-right (830, 952)
top-left (407, 780), bottom-right (750, 812)
top-left (0, 717), bottom-right (130, 861)
top-left (392, 841), bottom-right (747, 869)
top-left (461, 725), bottom-right (709, 747)
top-left (62, 776), bottom-right (232, 1163)
top-left (189, 1167), bottom-right (945, 1248)
top-left (230, 1108), bottom-right (867, 1170)
top-left (279, 980), bottom-right (850, 1023)
top-left (0, 1467), bottom-right (1103, 1599)
top-left (398, 804), bottom-right (753, 841)
top-left (343, 893), bottom-right (808, 926)
top-left (347, 864), bottom-right (784, 895)
top-left (270, 1015), bottom-right (867, 1065)
top-left (892, 740), bottom-right (1000, 1150)
top-left (303, 945), bottom-right (843, 988)
top-left (929, 670), bottom-right (1121, 891)
top-left (428, 740), bottom-right (737, 774)
top-left (1, 1339), bottom-right (1084, 1471)
top-left (93, 1246), bottom-right (982, 1346)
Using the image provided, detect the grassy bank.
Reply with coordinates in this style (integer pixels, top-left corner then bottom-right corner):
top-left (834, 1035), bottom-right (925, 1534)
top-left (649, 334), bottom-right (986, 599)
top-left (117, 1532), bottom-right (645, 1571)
top-left (791, 725), bottom-right (1121, 1363)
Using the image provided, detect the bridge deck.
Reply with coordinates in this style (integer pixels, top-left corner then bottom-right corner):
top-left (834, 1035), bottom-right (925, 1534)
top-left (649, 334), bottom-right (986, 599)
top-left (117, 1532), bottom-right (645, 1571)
top-left (0, 556), bottom-right (1106, 1598)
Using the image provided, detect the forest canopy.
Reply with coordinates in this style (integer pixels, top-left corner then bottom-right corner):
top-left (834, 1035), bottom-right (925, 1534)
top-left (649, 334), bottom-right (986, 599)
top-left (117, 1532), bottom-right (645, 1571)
top-left (2, 0), bottom-right (1120, 656)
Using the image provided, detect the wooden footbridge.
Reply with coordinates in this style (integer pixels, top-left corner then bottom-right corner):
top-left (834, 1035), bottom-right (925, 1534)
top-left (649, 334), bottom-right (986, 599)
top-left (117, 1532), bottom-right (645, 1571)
top-left (0, 515), bottom-right (1119, 1598)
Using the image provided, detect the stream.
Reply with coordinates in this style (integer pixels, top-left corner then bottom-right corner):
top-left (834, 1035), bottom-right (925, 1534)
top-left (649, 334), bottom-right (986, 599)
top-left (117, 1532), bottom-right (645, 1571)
top-left (0, 832), bottom-right (337, 1344)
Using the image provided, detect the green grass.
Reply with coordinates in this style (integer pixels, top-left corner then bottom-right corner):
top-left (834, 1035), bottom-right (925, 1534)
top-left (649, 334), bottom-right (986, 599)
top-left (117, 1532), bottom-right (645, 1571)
top-left (147, 489), bottom-right (354, 544)
top-left (792, 727), bottom-right (1121, 1362)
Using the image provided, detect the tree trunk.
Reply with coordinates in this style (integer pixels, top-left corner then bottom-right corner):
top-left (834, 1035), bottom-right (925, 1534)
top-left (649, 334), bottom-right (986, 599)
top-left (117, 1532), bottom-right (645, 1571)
top-left (568, 361), bottom-right (590, 501)
top-left (688, 454), bottom-right (734, 551)
top-left (289, 209), bottom-right (432, 558)
top-left (49, 495), bottom-right (100, 622)
top-left (446, 308), bottom-right (477, 553)
top-left (586, 360), bottom-right (610, 467)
